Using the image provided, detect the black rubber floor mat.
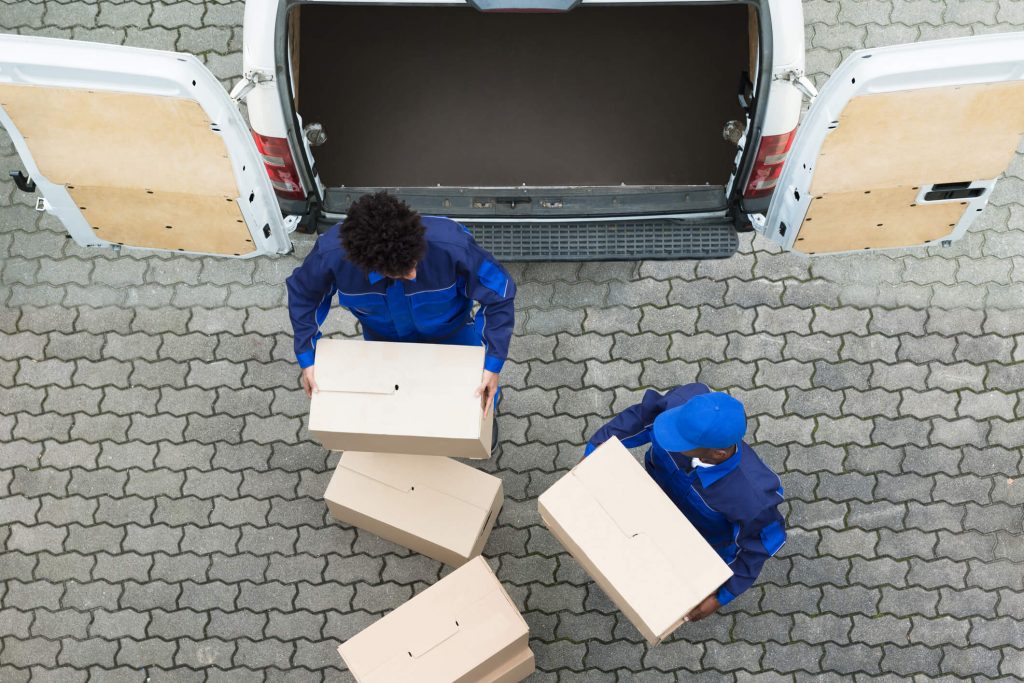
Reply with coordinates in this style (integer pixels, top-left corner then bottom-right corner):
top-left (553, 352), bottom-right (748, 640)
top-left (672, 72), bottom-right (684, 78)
top-left (462, 219), bottom-right (739, 261)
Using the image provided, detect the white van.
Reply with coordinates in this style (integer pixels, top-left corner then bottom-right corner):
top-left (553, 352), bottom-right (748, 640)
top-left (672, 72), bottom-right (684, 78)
top-left (0, 2), bottom-right (1021, 261)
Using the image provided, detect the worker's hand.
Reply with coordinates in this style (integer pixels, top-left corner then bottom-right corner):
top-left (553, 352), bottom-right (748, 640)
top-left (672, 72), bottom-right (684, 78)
top-left (684, 594), bottom-right (721, 623)
top-left (300, 366), bottom-right (319, 398)
top-left (474, 370), bottom-right (499, 417)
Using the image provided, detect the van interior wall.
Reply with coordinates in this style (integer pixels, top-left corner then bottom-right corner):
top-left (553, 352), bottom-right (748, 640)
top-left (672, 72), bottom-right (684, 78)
top-left (297, 4), bottom-right (748, 188)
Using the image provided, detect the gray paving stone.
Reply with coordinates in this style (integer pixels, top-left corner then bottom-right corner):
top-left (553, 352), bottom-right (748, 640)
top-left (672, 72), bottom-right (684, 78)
top-left (937, 586), bottom-right (999, 619)
top-left (118, 637), bottom-right (178, 669)
top-left (584, 640), bottom-right (646, 672)
top-left (7, 522), bottom-right (66, 553)
top-left (122, 580), bottom-right (181, 612)
top-left (966, 559), bottom-right (1024, 592)
top-left (758, 642), bottom-right (827, 678)
top-left (786, 613), bottom-right (846, 647)
top-left (850, 614), bottom-right (912, 647)
top-left (904, 502), bottom-right (964, 534)
top-left (0, 608), bottom-right (33, 639)
top-left (879, 644), bottom-right (943, 677)
top-left (704, 641), bottom-right (765, 673)
top-left (90, 608), bottom-right (149, 640)
top-left (940, 644), bottom-right (1002, 678)
top-left (176, 638), bottom-right (236, 669)
top-left (909, 615), bottom-right (970, 648)
top-left (936, 529), bottom-right (999, 562)
top-left (969, 616), bottom-right (1024, 649)
top-left (152, 497), bottom-right (212, 528)
top-left (58, 637), bottom-right (118, 669)
top-left (850, 557), bottom-right (909, 588)
top-left (151, 554), bottom-right (210, 584)
top-left (61, 581), bottom-right (122, 612)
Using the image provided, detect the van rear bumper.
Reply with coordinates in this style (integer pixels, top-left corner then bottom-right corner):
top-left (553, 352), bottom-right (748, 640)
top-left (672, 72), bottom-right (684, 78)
top-left (318, 186), bottom-right (737, 260)
top-left (316, 212), bottom-right (738, 261)
top-left (459, 218), bottom-right (738, 261)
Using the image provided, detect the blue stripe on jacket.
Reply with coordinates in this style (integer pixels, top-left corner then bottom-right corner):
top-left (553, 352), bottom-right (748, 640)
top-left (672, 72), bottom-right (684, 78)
top-left (286, 216), bottom-right (516, 372)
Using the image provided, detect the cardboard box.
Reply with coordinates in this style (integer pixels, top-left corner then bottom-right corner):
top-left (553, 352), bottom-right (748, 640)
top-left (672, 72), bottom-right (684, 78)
top-left (309, 339), bottom-right (492, 459)
top-left (338, 556), bottom-right (533, 683)
top-left (324, 451), bottom-right (503, 567)
top-left (481, 646), bottom-right (535, 683)
top-left (537, 436), bottom-right (733, 645)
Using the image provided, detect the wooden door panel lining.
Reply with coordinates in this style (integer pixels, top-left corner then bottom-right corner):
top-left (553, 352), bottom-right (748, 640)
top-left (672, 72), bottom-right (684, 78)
top-left (810, 80), bottom-right (1024, 195)
top-left (0, 83), bottom-right (238, 196)
top-left (793, 186), bottom-right (965, 254)
top-left (71, 186), bottom-right (255, 255)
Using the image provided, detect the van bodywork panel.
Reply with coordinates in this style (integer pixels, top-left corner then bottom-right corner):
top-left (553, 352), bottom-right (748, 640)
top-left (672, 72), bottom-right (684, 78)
top-left (764, 33), bottom-right (1024, 255)
top-left (0, 34), bottom-right (291, 257)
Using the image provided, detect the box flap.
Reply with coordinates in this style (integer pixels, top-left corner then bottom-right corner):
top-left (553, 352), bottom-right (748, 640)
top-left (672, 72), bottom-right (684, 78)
top-left (314, 339), bottom-right (405, 394)
top-left (325, 452), bottom-right (502, 557)
top-left (339, 452), bottom-right (501, 510)
top-left (310, 339), bottom-right (486, 443)
top-left (339, 557), bottom-right (529, 683)
top-left (538, 437), bottom-right (732, 641)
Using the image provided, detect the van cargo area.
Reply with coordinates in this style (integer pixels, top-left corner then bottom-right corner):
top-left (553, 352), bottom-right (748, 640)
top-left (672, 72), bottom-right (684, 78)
top-left (294, 4), bottom-right (750, 191)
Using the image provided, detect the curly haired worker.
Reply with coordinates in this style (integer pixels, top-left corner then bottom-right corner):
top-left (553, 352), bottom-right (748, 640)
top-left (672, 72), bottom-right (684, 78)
top-left (286, 192), bottom-right (516, 441)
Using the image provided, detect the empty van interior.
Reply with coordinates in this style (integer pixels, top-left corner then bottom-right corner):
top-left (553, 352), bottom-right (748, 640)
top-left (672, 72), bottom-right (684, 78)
top-left (294, 3), bottom-right (749, 189)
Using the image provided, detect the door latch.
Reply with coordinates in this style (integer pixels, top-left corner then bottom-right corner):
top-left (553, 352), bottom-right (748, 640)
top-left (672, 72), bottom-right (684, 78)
top-left (10, 170), bottom-right (36, 193)
top-left (774, 68), bottom-right (818, 103)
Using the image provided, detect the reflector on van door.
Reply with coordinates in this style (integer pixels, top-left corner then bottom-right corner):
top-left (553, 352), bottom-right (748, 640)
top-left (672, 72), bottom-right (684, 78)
top-left (763, 32), bottom-right (1024, 256)
top-left (743, 130), bottom-right (795, 198)
top-left (252, 132), bottom-right (306, 201)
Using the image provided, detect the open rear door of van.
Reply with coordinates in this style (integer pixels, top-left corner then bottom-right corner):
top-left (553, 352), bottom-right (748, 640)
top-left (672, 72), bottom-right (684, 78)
top-left (0, 35), bottom-right (292, 257)
top-left (762, 33), bottom-right (1024, 256)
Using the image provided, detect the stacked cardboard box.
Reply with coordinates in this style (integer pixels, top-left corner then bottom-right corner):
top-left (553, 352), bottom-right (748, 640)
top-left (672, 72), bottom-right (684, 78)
top-left (311, 339), bottom-right (532, 680)
top-left (309, 339), bottom-right (492, 459)
top-left (538, 436), bottom-right (733, 644)
top-left (338, 557), bottom-right (535, 683)
top-left (312, 339), bottom-right (502, 566)
top-left (324, 451), bottom-right (503, 568)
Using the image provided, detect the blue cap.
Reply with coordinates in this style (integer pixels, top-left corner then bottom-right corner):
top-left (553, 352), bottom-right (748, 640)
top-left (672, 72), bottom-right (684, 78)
top-left (652, 392), bottom-right (746, 453)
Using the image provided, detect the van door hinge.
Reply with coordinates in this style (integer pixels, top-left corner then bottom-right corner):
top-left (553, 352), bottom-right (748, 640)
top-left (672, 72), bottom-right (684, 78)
top-left (229, 69), bottom-right (274, 103)
top-left (775, 68), bottom-right (818, 103)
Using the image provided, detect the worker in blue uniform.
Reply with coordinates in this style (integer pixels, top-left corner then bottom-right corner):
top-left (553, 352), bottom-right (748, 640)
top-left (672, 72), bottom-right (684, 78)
top-left (286, 192), bottom-right (516, 432)
top-left (584, 384), bottom-right (786, 622)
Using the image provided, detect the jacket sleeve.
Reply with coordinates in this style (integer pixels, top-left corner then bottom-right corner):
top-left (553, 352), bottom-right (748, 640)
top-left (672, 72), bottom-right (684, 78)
top-left (285, 241), bottom-right (337, 369)
top-left (583, 389), bottom-right (668, 456)
top-left (459, 235), bottom-right (516, 374)
top-left (716, 504), bottom-right (787, 605)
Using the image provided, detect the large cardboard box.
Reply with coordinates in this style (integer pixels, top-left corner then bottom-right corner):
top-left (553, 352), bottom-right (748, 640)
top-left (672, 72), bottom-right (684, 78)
top-left (309, 339), bottom-right (492, 459)
top-left (324, 451), bottom-right (503, 567)
top-left (482, 646), bottom-right (535, 683)
top-left (338, 556), bottom-right (534, 683)
top-left (538, 436), bottom-right (733, 645)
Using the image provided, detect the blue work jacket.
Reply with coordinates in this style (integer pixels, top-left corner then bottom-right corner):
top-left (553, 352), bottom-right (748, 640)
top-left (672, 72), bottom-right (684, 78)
top-left (585, 383), bottom-right (786, 605)
top-left (286, 216), bottom-right (516, 372)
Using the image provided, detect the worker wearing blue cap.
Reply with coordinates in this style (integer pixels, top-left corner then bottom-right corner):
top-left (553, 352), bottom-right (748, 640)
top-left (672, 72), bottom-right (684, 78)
top-left (584, 383), bottom-right (786, 622)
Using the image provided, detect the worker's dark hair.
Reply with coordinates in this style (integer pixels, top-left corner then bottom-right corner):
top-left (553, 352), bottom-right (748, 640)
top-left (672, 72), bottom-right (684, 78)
top-left (340, 192), bottom-right (426, 276)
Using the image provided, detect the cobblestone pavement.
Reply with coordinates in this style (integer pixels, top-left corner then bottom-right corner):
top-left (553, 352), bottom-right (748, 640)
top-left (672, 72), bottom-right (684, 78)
top-left (2, 0), bottom-right (1024, 681)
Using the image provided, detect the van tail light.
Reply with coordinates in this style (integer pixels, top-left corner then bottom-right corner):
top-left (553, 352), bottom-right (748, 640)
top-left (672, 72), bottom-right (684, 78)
top-left (251, 132), bottom-right (306, 201)
top-left (743, 129), bottom-right (796, 199)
